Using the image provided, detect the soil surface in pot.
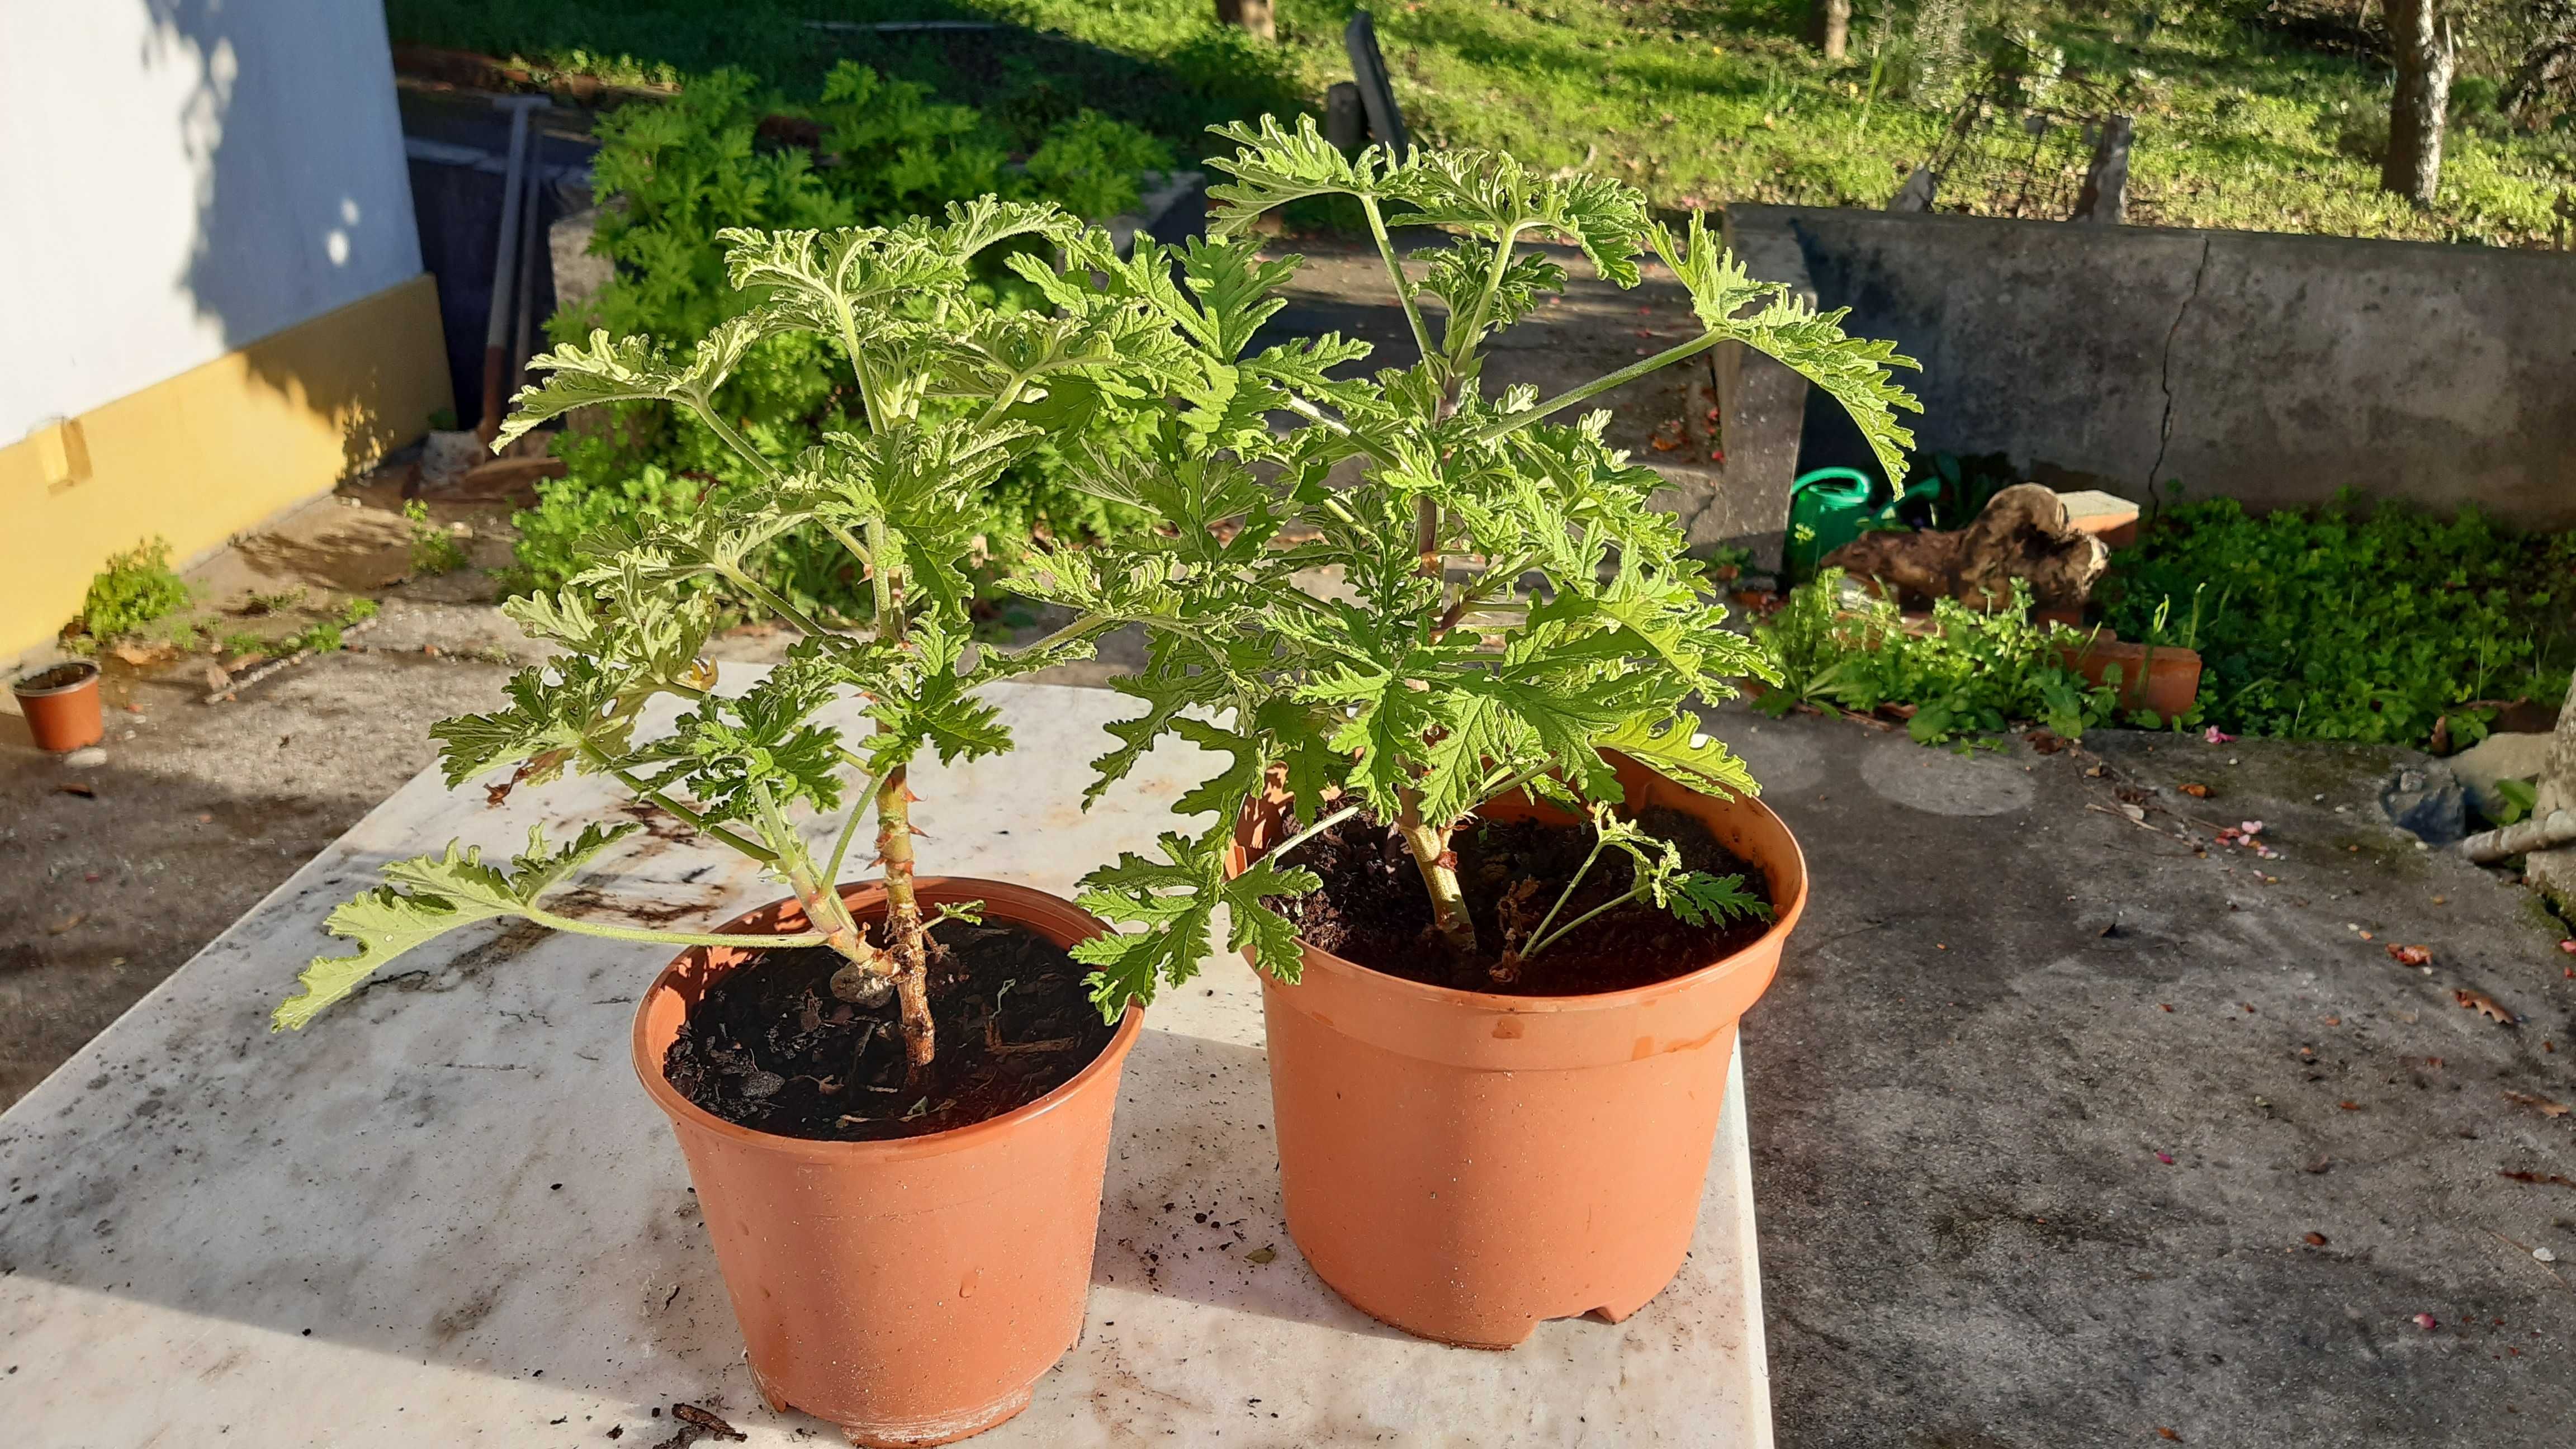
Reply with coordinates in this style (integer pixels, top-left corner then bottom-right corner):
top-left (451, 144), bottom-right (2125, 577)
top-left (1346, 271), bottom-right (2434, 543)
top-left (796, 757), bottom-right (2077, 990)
top-left (664, 917), bottom-right (1115, 1142)
top-left (1272, 806), bottom-right (1775, 996)
top-left (15, 662), bottom-right (95, 693)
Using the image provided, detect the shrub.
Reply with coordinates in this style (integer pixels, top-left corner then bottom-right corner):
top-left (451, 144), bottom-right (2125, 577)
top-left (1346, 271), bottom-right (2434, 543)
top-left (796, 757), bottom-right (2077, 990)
top-left (1757, 572), bottom-right (2124, 744)
top-left (70, 538), bottom-right (190, 650)
top-left (2104, 495), bottom-right (2574, 744)
top-left (513, 62), bottom-right (1167, 607)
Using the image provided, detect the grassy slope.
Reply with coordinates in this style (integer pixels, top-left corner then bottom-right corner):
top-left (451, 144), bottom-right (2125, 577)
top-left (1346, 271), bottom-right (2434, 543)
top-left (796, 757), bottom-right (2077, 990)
top-left (392, 0), bottom-right (2574, 243)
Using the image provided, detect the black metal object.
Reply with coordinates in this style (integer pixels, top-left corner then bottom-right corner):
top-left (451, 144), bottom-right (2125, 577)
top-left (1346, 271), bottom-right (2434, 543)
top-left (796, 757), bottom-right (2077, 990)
top-left (1344, 12), bottom-right (1409, 155)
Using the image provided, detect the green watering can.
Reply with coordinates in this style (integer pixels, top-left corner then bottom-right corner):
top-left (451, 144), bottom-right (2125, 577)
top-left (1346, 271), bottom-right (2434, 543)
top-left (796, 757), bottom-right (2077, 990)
top-left (1784, 468), bottom-right (1937, 584)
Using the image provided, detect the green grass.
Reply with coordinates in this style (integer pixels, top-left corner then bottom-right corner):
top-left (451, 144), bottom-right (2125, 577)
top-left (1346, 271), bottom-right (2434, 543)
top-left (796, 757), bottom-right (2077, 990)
top-left (391, 0), bottom-right (2575, 245)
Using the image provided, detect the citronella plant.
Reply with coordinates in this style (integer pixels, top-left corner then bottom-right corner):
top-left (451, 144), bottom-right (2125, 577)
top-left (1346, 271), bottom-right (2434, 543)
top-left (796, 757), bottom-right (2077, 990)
top-left (272, 200), bottom-right (1185, 1069)
top-left (1017, 118), bottom-right (1921, 990)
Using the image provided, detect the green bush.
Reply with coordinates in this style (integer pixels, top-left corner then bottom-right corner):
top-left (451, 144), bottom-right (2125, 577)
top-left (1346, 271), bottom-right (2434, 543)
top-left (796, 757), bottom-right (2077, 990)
top-left (1756, 571), bottom-right (2122, 744)
top-left (513, 61), bottom-right (1163, 607)
top-left (2103, 495), bottom-right (2574, 744)
top-left (71, 538), bottom-right (190, 650)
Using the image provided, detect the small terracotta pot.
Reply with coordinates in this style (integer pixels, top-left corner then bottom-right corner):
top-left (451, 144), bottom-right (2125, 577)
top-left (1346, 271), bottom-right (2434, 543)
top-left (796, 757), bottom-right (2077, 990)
top-left (13, 661), bottom-right (103, 754)
top-left (2061, 633), bottom-right (2201, 722)
top-left (1229, 754), bottom-right (1807, 1348)
top-left (633, 878), bottom-right (1140, 1447)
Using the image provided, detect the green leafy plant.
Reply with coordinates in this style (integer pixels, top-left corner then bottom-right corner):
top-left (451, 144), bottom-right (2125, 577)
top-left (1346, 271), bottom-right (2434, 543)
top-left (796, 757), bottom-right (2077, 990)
top-left (2105, 494), bottom-right (2574, 744)
top-left (512, 61), bottom-right (1168, 609)
top-left (2490, 776), bottom-right (2540, 826)
top-left (68, 537), bottom-right (190, 650)
top-left (275, 201), bottom-right (1183, 1076)
top-left (406, 500), bottom-right (470, 576)
top-left (1756, 570), bottom-right (2121, 744)
top-left (1008, 118), bottom-right (1920, 993)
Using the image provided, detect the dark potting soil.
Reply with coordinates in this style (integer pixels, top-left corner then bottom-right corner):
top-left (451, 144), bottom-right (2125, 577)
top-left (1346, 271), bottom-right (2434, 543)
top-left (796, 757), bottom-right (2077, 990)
top-left (1271, 806), bottom-right (1776, 997)
top-left (662, 917), bottom-right (1116, 1143)
top-left (17, 662), bottom-right (94, 693)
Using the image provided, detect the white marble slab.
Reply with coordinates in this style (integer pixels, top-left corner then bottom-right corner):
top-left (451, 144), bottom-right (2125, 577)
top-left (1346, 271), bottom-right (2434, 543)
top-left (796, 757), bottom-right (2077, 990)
top-left (0, 680), bottom-right (1771, 1447)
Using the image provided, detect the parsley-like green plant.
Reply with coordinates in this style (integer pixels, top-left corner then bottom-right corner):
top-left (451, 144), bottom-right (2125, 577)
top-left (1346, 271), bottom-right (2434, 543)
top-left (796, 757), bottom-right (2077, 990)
top-left (273, 200), bottom-right (1189, 1073)
top-left (1012, 117), bottom-right (1923, 994)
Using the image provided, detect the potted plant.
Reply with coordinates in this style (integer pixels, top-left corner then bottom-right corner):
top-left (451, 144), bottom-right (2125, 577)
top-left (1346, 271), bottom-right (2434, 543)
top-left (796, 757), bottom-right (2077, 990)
top-left (13, 659), bottom-right (103, 753)
top-left (1024, 119), bottom-right (1921, 1347)
top-left (270, 201), bottom-right (1190, 1446)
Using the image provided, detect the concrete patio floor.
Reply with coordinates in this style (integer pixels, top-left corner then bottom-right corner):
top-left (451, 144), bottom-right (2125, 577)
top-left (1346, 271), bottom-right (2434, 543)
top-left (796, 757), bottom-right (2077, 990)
top-left (6, 642), bottom-right (2569, 1444)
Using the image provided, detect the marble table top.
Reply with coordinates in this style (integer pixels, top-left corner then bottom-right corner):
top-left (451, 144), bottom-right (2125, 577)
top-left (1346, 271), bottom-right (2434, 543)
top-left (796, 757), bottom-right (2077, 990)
top-left (0, 680), bottom-right (1771, 1447)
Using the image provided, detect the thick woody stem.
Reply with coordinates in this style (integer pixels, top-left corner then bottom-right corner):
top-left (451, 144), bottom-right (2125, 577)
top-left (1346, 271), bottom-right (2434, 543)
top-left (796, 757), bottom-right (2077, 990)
top-left (1395, 789), bottom-right (1479, 958)
top-left (876, 765), bottom-right (934, 1070)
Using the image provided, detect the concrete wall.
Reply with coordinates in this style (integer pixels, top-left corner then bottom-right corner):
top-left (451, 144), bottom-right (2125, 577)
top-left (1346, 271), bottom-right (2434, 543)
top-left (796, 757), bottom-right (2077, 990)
top-left (0, 1), bottom-right (446, 659)
top-left (1722, 206), bottom-right (2576, 531)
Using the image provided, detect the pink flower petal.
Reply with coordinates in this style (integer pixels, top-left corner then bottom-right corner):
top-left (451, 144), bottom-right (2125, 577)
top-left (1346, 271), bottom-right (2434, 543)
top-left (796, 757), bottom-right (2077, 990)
top-left (2204, 726), bottom-right (2238, 744)
top-left (2412, 1312), bottom-right (2438, 1331)
top-left (2156, 1151), bottom-right (2175, 1164)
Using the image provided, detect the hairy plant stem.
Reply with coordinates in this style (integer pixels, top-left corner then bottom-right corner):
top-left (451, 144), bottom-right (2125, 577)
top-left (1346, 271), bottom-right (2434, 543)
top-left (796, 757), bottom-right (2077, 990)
top-left (1360, 194), bottom-right (1437, 367)
top-left (1521, 834), bottom-right (1611, 959)
top-left (751, 779), bottom-right (866, 962)
top-left (520, 908), bottom-right (830, 952)
top-left (875, 765), bottom-right (934, 1071)
top-left (1476, 330), bottom-right (1725, 443)
top-left (1394, 790), bottom-right (1478, 958)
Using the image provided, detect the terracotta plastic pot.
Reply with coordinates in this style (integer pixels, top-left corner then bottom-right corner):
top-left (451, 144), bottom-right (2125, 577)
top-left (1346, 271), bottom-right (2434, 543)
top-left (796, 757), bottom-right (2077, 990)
top-left (13, 661), bottom-right (103, 754)
top-left (2061, 633), bottom-right (2201, 722)
top-left (633, 878), bottom-right (1140, 1447)
top-left (1229, 753), bottom-right (1807, 1348)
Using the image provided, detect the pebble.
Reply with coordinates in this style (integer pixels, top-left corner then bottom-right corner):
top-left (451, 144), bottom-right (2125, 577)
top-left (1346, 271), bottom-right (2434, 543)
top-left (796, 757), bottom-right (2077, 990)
top-left (62, 747), bottom-right (107, 768)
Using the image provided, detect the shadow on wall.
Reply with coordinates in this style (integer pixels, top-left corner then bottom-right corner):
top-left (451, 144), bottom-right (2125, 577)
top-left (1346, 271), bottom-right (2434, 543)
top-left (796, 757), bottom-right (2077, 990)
top-left (136, 0), bottom-right (435, 479)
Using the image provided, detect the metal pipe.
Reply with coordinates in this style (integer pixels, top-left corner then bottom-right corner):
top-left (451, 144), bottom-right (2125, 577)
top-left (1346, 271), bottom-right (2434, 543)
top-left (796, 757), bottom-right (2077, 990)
top-left (2460, 808), bottom-right (2576, 864)
top-left (509, 136), bottom-right (546, 406)
top-left (477, 96), bottom-right (549, 444)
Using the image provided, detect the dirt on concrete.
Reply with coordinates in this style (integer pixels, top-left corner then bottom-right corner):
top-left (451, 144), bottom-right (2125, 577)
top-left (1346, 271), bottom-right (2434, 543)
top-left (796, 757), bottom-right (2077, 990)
top-left (1731, 708), bottom-right (2576, 1448)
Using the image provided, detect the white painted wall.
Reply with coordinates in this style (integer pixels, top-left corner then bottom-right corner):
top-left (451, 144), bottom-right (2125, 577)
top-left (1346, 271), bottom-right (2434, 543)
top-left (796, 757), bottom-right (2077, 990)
top-left (0, 1), bottom-right (423, 440)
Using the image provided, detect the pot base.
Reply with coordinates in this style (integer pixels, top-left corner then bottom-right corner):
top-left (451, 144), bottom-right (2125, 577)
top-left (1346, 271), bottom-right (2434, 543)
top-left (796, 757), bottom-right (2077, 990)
top-left (755, 1369), bottom-right (1034, 1448)
top-left (1292, 1217), bottom-right (1682, 1350)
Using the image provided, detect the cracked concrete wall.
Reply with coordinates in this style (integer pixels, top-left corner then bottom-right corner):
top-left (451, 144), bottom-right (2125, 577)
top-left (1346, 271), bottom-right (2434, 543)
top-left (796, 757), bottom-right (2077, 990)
top-left (1724, 206), bottom-right (2576, 529)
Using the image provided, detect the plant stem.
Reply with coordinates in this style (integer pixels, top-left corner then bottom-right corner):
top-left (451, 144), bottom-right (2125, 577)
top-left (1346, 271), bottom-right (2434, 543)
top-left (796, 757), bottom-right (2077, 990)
top-left (721, 567), bottom-right (832, 640)
top-left (822, 765), bottom-right (889, 887)
top-left (1522, 834), bottom-right (1609, 953)
top-left (747, 779), bottom-right (867, 956)
top-left (874, 765), bottom-right (934, 1071)
top-left (594, 756), bottom-right (776, 863)
top-left (519, 907), bottom-right (830, 952)
top-left (688, 403), bottom-right (785, 484)
top-left (1522, 883), bottom-right (1647, 960)
top-left (1265, 803), bottom-right (1361, 864)
top-left (1393, 789), bottom-right (1479, 957)
top-left (1359, 194), bottom-right (1438, 367)
top-left (1476, 331), bottom-right (1726, 443)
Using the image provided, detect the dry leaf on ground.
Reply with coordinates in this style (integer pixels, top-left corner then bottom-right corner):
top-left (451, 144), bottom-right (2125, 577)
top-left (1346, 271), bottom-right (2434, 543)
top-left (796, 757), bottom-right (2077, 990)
top-left (2386, 944), bottom-right (2432, 967)
top-left (2455, 988), bottom-right (2516, 1025)
top-left (2503, 1091), bottom-right (2570, 1118)
top-left (2501, 1169), bottom-right (2576, 1189)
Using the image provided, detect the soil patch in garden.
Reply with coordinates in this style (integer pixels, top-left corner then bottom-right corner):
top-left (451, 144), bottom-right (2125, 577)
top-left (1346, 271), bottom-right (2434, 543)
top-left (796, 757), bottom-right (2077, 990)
top-left (663, 917), bottom-right (1116, 1143)
top-left (1272, 806), bottom-right (1775, 996)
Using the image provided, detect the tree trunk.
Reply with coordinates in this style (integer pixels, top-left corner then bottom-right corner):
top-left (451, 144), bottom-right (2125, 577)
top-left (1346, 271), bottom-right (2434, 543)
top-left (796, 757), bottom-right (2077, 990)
top-left (1807, 0), bottom-right (1852, 61)
top-left (1216, 0), bottom-right (1275, 41)
top-left (2522, 673), bottom-right (2576, 916)
top-left (2381, 0), bottom-right (2453, 205)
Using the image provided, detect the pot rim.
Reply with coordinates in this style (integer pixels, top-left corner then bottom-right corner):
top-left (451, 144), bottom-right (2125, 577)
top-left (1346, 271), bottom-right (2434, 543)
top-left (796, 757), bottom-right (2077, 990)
top-left (632, 875), bottom-right (1143, 1164)
top-left (12, 660), bottom-right (101, 698)
top-left (1244, 787), bottom-right (1808, 1017)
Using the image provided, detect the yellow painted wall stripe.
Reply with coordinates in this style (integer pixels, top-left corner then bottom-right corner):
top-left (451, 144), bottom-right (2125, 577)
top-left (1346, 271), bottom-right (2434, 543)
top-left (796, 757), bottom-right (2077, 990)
top-left (2, 273), bottom-right (452, 660)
